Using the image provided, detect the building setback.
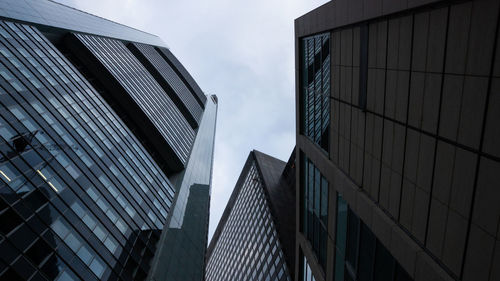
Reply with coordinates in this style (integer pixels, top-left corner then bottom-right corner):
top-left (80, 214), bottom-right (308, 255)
top-left (295, 0), bottom-right (500, 281)
top-left (206, 150), bottom-right (296, 281)
top-left (0, 1), bottom-right (217, 280)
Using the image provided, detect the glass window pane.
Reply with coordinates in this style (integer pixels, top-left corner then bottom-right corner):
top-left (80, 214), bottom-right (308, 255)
top-left (394, 264), bottom-right (412, 281)
top-left (373, 241), bottom-right (395, 281)
top-left (77, 246), bottom-right (92, 265)
top-left (64, 233), bottom-right (81, 252)
top-left (335, 194), bottom-right (348, 281)
top-left (358, 223), bottom-right (376, 281)
top-left (51, 219), bottom-right (69, 238)
top-left (346, 208), bottom-right (360, 271)
top-left (89, 258), bottom-right (104, 278)
top-left (320, 177), bottom-right (328, 225)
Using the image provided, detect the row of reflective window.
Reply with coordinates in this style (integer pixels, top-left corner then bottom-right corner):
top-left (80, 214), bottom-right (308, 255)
top-left (301, 155), bottom-right (328, 270)
top-left (74, 33), bottom-right (195, 164)
top-left (0, 20), bottom-right (175, 280)
top-left (299, 156), bottom-right (412, 281)
top-left (335, 194), bottom-right (412, 281)
top-left (300, 33), bottom-right (331, 153)
top-left (131, 43), bottom-right (203, 127)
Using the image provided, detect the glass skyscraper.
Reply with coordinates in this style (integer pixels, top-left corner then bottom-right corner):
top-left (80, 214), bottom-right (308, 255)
top-left (0, 1), bottom-right (216, 280)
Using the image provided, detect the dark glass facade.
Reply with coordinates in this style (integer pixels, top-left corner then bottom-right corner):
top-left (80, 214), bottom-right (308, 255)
top-left (0, 0), bottom-right (166, 47)
top-left (0, 20), bottom-right (173, 280)
top-left (65, 33), bottom-right (195, 169)
top-left (128, 43), bottom-right (203, 129)
top-left (206, 151), bottom-right (293, 281)
top-left (148, 95), bottom-right (217, 281)
top-left (300, 33), bottom-right (330, 153)
top-left (0, 1), bottom-right (216, 280)
top-left (156, 47), bottom-right (207, 106)
top-left (334, 194), bottom-right (412, 281)
top-left (301, 155), bottom-right (328, 270)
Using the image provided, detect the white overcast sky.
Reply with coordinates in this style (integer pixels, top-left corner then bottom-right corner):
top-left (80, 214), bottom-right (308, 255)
top-left (55, 0), bottom-right (328, 240)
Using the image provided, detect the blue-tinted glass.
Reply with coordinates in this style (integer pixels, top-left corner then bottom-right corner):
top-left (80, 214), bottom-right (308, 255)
top-left (0, 0), bottom-right (166, 47)
top-left (56, 271), bottom-right (75, 281)
top-left (153, 97), bottom-right (217, 280)
top-left (64, 233), bottom-right (81, 252)
top-left (129, 43), bottom-right (203, 127)
top-left (76, 246), bottom-right (92, 265)
top-left (89, 258), bottom-right (104, 278)
top-left (0, 17), bottom-right (194, 281)
top-left (301, 33), bottom-right (330, 153)
top-left (72, 33), bottom-right (195, 166)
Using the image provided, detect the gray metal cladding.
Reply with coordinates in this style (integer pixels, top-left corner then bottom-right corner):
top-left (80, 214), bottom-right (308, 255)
top-left (72, 33), bottom-right (195, 166)
top-left (129, 43), bottom-right (203, 128)
top-left (156, 47), bottom-right (207, 107)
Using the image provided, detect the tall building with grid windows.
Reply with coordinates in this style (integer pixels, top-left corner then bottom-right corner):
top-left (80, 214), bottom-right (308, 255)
top-left (295, 0), bottom-right (500, 280)
top-left (0, 1), bottom-right (217, 280)
top-left (206, 150), bottom-right (296, 281)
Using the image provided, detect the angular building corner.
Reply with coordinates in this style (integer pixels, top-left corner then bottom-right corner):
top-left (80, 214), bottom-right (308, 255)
top-left (295, 0), bottom-right (500, 281)
top-left (206, 149), bottom-right (296, 281)
top-left (0, 0), bottom-right (216, 280)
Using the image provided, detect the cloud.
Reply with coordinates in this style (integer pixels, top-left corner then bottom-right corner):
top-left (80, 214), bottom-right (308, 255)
top-left (56, 0), bottom-right (328, 241)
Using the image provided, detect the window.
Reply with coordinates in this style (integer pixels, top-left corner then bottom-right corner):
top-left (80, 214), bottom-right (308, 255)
top-left (89, 258), bottom-right (105, 278)
top-left (334, 193), bottom-right (413, 281)
top-left (301, 155), bottom-right (328, 270)
top-left (301, 254), bottom-right (316, 281)
top-left (300, 33), bottom-right (331, 153)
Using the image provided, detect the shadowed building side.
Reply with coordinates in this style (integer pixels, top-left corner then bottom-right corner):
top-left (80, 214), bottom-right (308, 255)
top-left (295, 0), bottom-right (500, 281)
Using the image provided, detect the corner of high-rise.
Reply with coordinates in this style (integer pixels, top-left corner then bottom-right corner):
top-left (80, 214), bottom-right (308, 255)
top-left (295, 0), bottom-right (500, 280)
top-left (0, 1), bottom-right (217, 280)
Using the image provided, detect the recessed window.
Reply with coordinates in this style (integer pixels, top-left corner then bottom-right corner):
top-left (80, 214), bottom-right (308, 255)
top-left (335, 193), bottom-right (413, 281)
top-left (76, 246), bottom-right (92, 265)
top-left (89, 258), bottom-right (105, 278)
top-left (301, 155), bottom-right (328, 270)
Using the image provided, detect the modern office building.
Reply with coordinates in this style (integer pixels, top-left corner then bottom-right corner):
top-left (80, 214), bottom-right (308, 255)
top-left (206, 150), bottom-right (296, 281)
top-left (0, 1), bottom-right (217, 281)
top-left (295, 0), bottom-right (500, 281)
